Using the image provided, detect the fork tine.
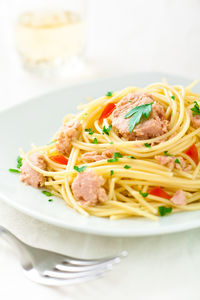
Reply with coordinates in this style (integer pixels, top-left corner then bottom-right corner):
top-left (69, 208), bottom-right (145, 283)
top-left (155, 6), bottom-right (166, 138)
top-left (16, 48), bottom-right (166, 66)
top-left (55, 257), bottom-right (120, 273)
top-left (43, 264), bottom-right (111, 279)
top-left (40, 271), bottom-right (106, 286)
top-left (26, 268), bottom-right (107, 287)
top-left (62, 251), bottom-right (127, 266)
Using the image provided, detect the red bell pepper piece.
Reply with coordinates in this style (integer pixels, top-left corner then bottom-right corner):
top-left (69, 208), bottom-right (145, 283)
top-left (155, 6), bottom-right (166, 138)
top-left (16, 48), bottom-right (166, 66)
top-left (185, 144), bottom-right (199, 165)
top-left (99, 103), bottom-right (116, 122)
top-left (149, 187), bottom-right (171, 199)
top-left (50, 155), bottom-right (68, 165)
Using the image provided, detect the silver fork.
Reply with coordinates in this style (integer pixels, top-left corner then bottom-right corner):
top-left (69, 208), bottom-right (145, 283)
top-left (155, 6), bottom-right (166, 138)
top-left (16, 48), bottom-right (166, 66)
top-left (0, 225), bottom-right (127, 286)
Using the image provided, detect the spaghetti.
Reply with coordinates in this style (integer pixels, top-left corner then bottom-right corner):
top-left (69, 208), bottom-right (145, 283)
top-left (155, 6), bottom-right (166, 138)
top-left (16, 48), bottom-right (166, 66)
top-left (19, 81), bottom-right (200, 220)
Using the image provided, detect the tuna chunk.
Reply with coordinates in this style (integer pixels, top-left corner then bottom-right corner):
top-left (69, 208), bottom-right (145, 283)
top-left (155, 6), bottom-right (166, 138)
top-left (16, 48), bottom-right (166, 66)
top-left (81, 149), bottom-right (114, 163)
top-left (189, 110), bottom-right (200, 129)
top-left (171, 190), bottom-right (187, 205)
top-left (155, 155), bottom-right (190, 171)
top-left (20, 153), bottom-right (47, 188)
top-left (109, 93), bottom-right (168, 140)
top-left (56, 120), bottom-right (81, 155)
top-left (72, 169), bottom-right (107, 206)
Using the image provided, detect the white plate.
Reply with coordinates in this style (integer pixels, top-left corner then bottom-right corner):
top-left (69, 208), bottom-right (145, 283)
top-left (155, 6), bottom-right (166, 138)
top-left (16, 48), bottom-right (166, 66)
top-left (0, 72), bottom-right (200, 237)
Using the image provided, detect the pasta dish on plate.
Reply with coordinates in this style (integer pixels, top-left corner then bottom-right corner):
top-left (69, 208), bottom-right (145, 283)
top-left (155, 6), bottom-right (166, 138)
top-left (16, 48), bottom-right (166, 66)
top-left (13, 81), bottom-right (200, 220)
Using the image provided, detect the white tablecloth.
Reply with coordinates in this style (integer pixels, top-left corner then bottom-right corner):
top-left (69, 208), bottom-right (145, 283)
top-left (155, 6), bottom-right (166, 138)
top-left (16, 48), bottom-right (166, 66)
top-left (1, 198), bottom-right (200, 300)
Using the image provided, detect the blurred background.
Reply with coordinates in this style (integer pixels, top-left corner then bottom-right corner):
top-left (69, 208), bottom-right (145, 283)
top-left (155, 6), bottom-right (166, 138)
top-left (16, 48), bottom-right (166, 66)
top-left (0, 0), bottom-right (199, 109)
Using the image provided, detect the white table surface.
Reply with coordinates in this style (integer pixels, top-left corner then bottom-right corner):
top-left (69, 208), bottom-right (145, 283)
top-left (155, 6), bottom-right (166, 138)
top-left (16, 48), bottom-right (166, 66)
top-left (1, 0), bottom-right (200, 299)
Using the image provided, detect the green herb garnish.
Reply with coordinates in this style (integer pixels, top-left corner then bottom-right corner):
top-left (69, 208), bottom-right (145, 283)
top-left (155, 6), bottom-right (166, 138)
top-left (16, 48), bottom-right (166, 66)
top-left (110, 170), bottom-right (114, 176)
top-left (128, 156), bottom-right (135, 159)
top-left (158, 206), bottom-right (172, 216)
top-left (74, 165), bottom-right (87, 173)
top-left (93, 137), bottom-right (98, 144)
top-left (124, 102), bottom-right (153, 132)
top-left (106, 91), bottom-right (113, 97)
top-left (42, 191), bottom-right (53, 197)
top-left (48, 199), bottom-right (53, 202)
top-left (107, 152), bottom-right (122, 163)
top-left (107, 158), bottom-right (118, 163)
top-left (171, 95), bottom-right (175, 100)
top-left (85, 128), bottom-right (95, 135)
top-left (164, 151), bottom-right (172, 156)
top-left (102, 124), bottom-right (112, 135)
top-left (109, 142), bottom-right (114, 144)
top-left (175, 158), bottom-right (180, 164)
top-left (9, 168), bottom-right (20, 173)
top-left (113, 152), bottom-right (122, 159)
top-left (124, 165), bottom-right (131, 169)
top-left (191, 101), bottom-right (200, 116)
top-left (17, 156), bottom-right (22, 168)
top-left (144, 143), bottom-right (151, 148)
top-left (139, 190), bottom-right (149, 198)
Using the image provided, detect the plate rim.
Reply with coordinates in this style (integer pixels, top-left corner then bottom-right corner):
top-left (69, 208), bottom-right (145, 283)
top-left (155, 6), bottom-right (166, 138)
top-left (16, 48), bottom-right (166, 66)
top-left (1, 188), bottom-right (200, 237)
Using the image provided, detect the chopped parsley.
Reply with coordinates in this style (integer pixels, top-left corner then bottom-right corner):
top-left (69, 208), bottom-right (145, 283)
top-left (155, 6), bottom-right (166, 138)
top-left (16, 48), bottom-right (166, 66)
top-left (17, 156), bottom-right (22, 168)
top-left (10, 156), bottom-right (23, 173)
top-left (114, 152), bottom-right (122, 159)
top-left (85, 128), bottom-right (95, 135)
top-left (74, 165), bottom-right (87, 173)
top-left (124, 102), bottom-right (153, 132)
top-left (42, 191), bottom-right (53, 197)
top-left (110, 170), bottom-right (114, 176)
top-left (107, 152), bottom-right (122, 163)
top-left (124, 165), bottom-right (131, 169)
top-left (128, 156), bottom-right (136, 159)
top-left (139, 190), bottom-right (149, 198)
top-left (175, 158), bottom-right (180, 164)
top-left (9, 168), bottom-right (20, 173)
top-left (164, 151), bottom-right (172, 156)
top-left (106, 91), bottom-right (113, 97)
top-left (102, 124), bottom-right (112, 135)
top-left (191, 101), bottom-right (200, 116)
top-left (48, 199), bottom-right (53, 202)
top-left (171, 95), bottom-right (175, 100)
top-left (158, 206), bottom-right (172, 216)
top-left (144, 143), bottom-right (151, 148)
top-left (109, 142), bottom-right (114, 144)
top-left (93, 137), bottom-right (98, 144)
top-left (107, 158), bottom-right (118, 163)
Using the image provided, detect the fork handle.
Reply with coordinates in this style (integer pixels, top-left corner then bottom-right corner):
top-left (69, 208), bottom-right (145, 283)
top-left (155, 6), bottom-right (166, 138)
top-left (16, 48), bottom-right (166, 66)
top-left (0, 225), bottom-right (26, 257)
